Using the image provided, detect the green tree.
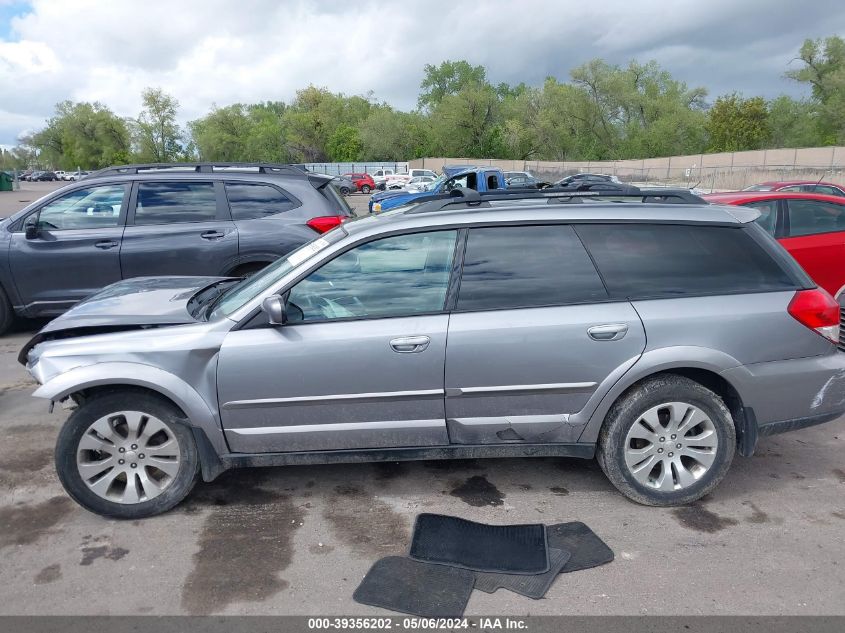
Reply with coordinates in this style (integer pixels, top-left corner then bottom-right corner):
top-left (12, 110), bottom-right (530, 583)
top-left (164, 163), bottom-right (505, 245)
top-left (418, 60), bottom-right (487, 110)
top-left (430, 83), bottom-right (502, 157)
top-left (786, 36), bottom-right (845, 143)
top-left (359, 108), bottom-right (431, 161)
top-left (766, 96), bottom-right (823, 148)
top-left (706, 94), bottom-right (771, 152)
top-left (28, 101), bottom-right (131, 169)
top-left (133, 87), bottom-right (183, 162)
top-left (326, 124), bottom-right (363, 161)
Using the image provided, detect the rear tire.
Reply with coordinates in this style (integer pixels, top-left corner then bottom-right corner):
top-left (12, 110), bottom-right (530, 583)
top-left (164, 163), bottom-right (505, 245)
top-left (0, 285), bottom-right (14, 336)
top-left (361, 185), bottom-right (371, 194)
top-left (597, 374), bottom-right (736, 506)
top-left (340, 187), bottom-right (351, 196)
top-left (55, 391), bottom-right (200, 519)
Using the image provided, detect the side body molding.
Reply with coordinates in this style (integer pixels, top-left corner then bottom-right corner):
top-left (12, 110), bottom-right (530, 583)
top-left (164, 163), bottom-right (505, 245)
top-left (32, 361), bottom-right (227, 455)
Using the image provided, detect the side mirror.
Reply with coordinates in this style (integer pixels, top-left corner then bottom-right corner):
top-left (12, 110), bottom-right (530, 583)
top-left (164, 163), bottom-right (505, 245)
top-left (261, 295), bottom-right (286, 325)
top-left (25, 221), bottom-right (39, 240)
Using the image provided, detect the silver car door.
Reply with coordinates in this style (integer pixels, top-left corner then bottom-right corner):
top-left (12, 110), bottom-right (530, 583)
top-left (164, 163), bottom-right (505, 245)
top-left (217, 229), bottom-right (459, 453)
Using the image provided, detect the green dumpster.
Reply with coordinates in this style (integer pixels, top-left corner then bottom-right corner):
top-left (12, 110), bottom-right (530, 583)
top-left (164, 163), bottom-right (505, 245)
top-left (0, 171), bottom-right (13, 192)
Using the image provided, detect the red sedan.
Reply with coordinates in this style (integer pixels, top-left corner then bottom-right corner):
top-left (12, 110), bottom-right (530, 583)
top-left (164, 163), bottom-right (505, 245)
top-left (704, 191), bottom-right (845, 298)
top-left (743, 180), bottom-right (845, 197)
top-left (343, 173), bottom-right (376, 194)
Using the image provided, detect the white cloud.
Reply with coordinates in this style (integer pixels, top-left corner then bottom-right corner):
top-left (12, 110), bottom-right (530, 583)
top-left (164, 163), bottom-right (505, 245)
top-left (1, 0), bottom-right (844, 145)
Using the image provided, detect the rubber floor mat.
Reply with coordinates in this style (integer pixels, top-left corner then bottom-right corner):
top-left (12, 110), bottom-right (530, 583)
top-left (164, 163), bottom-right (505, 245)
top-left (353, 556), bottom-right (475, 617)
top-left (547, 522), bottom-right (614, 572)
top-left (409, 513), bottom-right (549, 574)
top-left (473, 547), bottom-right (571, 598)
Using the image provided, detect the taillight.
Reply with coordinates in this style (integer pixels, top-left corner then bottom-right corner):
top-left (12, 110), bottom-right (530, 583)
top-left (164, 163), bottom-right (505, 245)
top-left (306, 215), bottom-right (344, 234)
top-left (787, 288), bottom-right (840, 343)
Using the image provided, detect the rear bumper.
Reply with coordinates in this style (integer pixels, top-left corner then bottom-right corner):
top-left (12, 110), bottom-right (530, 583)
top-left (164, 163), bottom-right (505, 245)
top-left (722, 351), bottom-right (845, 430)
top-left (757, 410), bottom-right (844, 436)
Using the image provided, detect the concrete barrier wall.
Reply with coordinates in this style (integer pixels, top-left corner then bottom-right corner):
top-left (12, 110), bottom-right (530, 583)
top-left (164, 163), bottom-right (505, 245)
top-left (410, 147), bottom-right (845, 191)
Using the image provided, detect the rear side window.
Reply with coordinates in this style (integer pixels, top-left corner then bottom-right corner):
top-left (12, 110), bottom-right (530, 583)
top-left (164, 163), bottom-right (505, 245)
top-left (225, 183), bottom-right (297, 220)
top-left (457, 225), bottom-right (608, 311)
top-left (134, 182), bottom-right (217, 225)
top-left (576, 224), bottom-right (795, 298)
top-left (786, 199), bottom-right (845, 236)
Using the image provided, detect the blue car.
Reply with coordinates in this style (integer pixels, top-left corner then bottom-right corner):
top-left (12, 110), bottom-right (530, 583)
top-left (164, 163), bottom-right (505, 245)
top-left (369, 167), bottom-right (506, 213)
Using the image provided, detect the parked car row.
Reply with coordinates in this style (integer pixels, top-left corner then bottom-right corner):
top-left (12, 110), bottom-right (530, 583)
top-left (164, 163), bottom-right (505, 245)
top-left (17, 169), bottom-right (90, 182)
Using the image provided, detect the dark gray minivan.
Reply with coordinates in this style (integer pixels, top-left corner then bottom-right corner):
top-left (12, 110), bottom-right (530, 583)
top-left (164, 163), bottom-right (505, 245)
top-left (0, 163), bottom-right (352, 334)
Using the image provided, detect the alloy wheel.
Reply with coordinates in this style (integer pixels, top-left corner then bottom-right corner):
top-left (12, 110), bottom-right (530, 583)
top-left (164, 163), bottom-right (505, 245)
top-left (76, 411), bottom-right (181, 504)
top-left (623, 401), bottom-right (718, 492)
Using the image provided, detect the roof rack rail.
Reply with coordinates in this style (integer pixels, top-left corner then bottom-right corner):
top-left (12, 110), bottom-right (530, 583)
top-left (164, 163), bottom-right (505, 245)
top-left (404, 185), bottom-right (705, 214)
top-left (86, 162), bottom-right (308, 178)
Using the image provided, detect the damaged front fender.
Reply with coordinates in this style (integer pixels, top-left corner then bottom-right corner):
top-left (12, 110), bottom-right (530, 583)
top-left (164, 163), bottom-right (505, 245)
top-left (32, 361), bottom-right (228, 455)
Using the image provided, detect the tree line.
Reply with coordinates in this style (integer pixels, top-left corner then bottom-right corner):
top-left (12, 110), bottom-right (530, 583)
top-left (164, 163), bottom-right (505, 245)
top-left (2, 35), bottom-right (844, 172)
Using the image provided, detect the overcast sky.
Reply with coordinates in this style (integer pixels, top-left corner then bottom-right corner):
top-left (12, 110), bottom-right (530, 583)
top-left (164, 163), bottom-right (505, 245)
top-left (2, 0), bottom-right (845, 147)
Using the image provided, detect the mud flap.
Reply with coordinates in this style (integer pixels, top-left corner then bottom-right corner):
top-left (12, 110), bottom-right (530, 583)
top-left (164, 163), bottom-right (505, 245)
top-left (737, 406), bottom-right (759, 458)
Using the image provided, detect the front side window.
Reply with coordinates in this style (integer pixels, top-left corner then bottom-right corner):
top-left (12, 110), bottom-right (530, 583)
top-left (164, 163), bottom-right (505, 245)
top-left (225, 183), bottom-right (297, 220)
top-left (287, 230), bottom-right (457, 322)
top-left (576, 224), bottom-right (795, 298)
top-left (457, 225), bottom-right (608, 311)
top-left (787, 199), bottom-right (845, 236)
top-left (134, 182), bottom-right (217, 225)
top-left (32, 184), bottom-right (125, 230)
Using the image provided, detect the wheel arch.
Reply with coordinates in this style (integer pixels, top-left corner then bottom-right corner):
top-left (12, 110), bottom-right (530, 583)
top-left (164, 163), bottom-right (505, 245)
top-left (34, 362), bottom-right (228, 456)
top-left (577, 347), bottom-right (754, 454)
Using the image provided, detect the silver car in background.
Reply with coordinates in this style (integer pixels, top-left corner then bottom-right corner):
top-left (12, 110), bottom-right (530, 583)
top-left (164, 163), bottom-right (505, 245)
top-left (20, 189), bottom-right (845, 518)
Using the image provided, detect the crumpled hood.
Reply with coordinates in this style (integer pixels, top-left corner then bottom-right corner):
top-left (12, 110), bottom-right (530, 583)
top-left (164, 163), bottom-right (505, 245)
top-left (42, 276), bottom-right (226, 331)
top-left (18, 276), bottom-right (228, 365)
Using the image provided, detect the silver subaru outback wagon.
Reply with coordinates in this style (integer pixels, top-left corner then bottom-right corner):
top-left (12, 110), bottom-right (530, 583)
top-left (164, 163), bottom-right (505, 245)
top-left (20, 191), bottom-right (845, 518)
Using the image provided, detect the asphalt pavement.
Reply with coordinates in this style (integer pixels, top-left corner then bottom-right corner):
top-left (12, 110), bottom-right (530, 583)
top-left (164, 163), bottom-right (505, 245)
top-left (0, 182), bottom-right (844, 615)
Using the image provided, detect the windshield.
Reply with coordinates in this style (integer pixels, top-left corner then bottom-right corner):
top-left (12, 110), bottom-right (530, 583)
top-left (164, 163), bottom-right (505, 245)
top-left (427, 174), bottom-right (446, 190)
top-left (208, 228), bottom-right (346, 319)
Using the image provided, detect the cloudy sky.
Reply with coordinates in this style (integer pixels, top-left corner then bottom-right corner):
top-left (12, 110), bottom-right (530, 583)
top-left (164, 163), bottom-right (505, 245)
top-left (1, 0), bottom-right (845, 147)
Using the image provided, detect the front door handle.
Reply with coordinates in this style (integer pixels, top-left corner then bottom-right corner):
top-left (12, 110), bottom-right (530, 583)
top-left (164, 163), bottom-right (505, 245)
top-left (588, 323), bottom-right (628, 341)
top-left (389, 336), bottom-right (431, 353)
top-left (201, 230), bottom-right (226, 240)
top-left (94, 240), bottom-right (118, 249)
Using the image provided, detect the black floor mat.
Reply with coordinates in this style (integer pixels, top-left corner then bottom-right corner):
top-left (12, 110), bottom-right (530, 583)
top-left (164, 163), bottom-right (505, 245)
top-left (473, 547), bottom-right (571, 598)
top-left (353, 556), bottom-right (475, 617)
top-left (409, 513), bottom-right (549, 574)
top-left (547, 522), bottom-right (614, 572)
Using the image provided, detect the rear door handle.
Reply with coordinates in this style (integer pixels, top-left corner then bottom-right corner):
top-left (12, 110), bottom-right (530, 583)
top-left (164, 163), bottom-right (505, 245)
top-left (587, 323), bottom-right (628, 341)
top-left (389, 336), bottom-right (431, 353)
top-left (94, 240), bottom-right (118, 250)
top-left (201, 230), bottom-right (226, 240)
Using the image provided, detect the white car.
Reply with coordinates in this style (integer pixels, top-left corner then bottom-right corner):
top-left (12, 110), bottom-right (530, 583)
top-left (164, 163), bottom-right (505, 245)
top-left (54, 171), bottom-right (67, 180)
top-left (68, 171), bottom-right (90, 181)
top-left (404, 176), bottom-right (437, 191)
top-left (385, 169), bottom-right (438, 190)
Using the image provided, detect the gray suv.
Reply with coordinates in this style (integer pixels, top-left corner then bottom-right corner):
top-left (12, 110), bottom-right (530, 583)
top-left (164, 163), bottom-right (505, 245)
top-left (20, 189), bottom-right (845, 518)
top-left (0, 163), bottom-right (352, 334)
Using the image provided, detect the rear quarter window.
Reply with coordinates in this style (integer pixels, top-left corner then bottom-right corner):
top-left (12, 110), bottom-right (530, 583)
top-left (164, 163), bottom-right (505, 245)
top-left (225, 183), bottom-right (298, 220)
top-left (576, 224), bottom-right (797, 298)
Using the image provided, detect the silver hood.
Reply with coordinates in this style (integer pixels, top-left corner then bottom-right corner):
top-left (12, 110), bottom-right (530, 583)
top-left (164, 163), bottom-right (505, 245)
top-left (19, 276), bottom-right (232, 365)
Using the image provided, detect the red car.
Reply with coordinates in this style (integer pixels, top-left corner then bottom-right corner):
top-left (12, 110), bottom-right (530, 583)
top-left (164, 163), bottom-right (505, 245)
top-left (704, 191), bottom-right (845, 299)
top-left (343, 173), bottom-right (376, 194)
top-left (743, 180), bottom-right (845, 197)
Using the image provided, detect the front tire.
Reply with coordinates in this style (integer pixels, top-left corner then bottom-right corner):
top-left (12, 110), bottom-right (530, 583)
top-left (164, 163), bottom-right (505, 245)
top-left (340, 186), bottom-right (351, 196)
top-left (55, 391), bottom-right (200, 519)
top-left (597, 375), bottom-right (736, 506)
